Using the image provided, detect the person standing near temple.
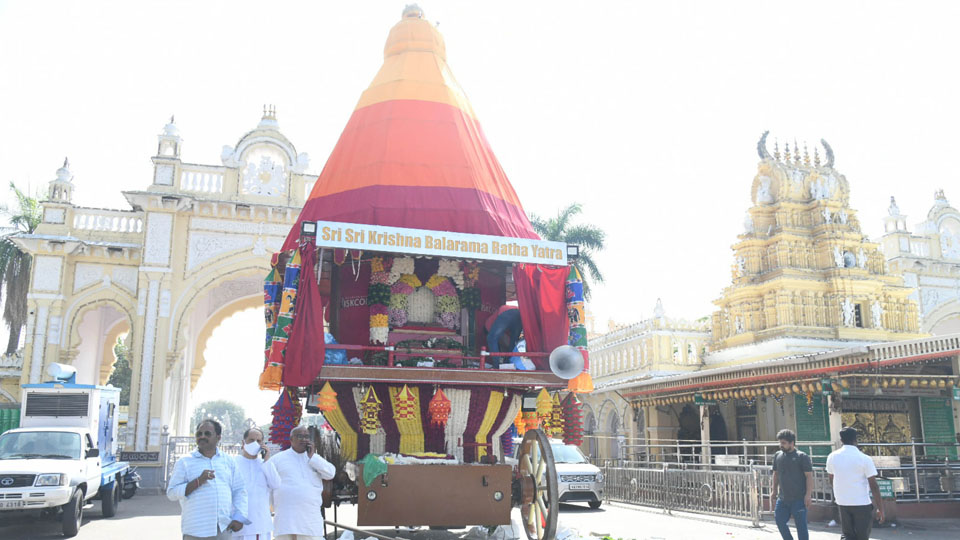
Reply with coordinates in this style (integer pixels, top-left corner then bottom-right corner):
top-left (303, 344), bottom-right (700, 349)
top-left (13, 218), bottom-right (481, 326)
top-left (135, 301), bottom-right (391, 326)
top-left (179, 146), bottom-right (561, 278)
top-left (233, 427), bottom-right (280, 540)
top-left (826, 427), bottom-right (884, 540)
top-left (771, 429), bottom-right (813, 540)
top-left (167, 419), bottom-right (248, 540)
top-left (271, 425), bottom-right (336, 540)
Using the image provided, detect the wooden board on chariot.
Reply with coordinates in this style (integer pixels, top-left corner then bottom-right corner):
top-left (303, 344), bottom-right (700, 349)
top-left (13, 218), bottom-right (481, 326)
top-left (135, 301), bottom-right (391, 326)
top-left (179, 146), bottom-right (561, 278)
top-left (317, 364), bottom-right (566, 389)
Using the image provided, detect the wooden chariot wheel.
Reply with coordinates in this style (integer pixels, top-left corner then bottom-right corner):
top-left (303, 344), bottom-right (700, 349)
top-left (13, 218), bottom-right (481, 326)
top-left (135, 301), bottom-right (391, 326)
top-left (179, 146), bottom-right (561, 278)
top-left (515, 429), bottom-right (559, 540)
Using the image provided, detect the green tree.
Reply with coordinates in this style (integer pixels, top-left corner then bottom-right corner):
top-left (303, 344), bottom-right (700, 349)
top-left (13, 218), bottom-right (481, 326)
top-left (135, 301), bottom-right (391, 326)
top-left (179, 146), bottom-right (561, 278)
top-left (0, 182), bottom-right (43, 354)
top-left (191, 400), bottom-right (247, 443)
top-left (106, 336), bottom-right (132, 405)
top-left (529, 203), bottom-right (606, 299)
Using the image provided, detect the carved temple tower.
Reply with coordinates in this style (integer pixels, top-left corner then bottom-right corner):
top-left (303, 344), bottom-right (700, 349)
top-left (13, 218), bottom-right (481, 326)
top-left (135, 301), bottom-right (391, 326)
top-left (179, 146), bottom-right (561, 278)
top-left (708, 134), bottom-right (924, 365)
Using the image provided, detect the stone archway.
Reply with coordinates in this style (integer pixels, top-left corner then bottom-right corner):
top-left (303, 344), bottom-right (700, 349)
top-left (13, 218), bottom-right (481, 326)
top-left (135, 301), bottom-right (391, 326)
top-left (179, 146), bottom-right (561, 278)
top-left (61, 295), bottom-right (135, 386)
top-left (924, 299), bottom-right (960, 335)
top-left (10, 110), bottom-right (316, 459)
top-left (163, 266), bottom-right (267, 436)
top-left (582, 405), bottom-right (597, 458)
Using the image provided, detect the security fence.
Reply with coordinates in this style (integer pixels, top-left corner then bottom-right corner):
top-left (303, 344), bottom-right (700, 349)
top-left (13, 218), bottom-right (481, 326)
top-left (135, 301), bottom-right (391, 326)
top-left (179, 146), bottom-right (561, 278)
top-left (161, 434), bottom-right (242, 489)
top-left (601, 464), bottom-right (762, 524)
top-left (589, 435), bottom-right (960, 518)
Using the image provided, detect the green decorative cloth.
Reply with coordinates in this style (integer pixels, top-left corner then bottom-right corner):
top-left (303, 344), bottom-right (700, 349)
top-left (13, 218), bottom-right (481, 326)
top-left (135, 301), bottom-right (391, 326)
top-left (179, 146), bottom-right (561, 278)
top-left (360, 453), bottom-right (388, 487)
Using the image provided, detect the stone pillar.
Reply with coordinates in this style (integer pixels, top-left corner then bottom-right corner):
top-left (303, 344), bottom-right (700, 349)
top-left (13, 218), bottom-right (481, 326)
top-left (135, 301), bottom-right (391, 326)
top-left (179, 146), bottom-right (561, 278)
top-left (129, 210), bottom-right (175, 451)
top-left (951, 355), bottom-right (960, 436)
top-left (700, 404), bottom-right (712, 466)
top-left (827, 394), bottom-right (843, 449)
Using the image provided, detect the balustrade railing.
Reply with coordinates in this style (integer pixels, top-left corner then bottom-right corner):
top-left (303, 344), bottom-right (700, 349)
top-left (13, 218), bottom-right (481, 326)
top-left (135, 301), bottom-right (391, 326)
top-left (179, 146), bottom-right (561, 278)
top-left (588, 435), bottom-right (960, 509)
top-left (72, 209), bottom-right (143, 233)
top-left (180, 166), bottom-right (224, 194)
top-left (0, 351), bottom-right (23, 369)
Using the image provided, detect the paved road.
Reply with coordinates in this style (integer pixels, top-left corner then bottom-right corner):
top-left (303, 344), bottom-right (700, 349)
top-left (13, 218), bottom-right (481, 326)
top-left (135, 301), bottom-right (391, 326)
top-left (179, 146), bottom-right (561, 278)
top-left (0, 495), bottom-right (956, 540)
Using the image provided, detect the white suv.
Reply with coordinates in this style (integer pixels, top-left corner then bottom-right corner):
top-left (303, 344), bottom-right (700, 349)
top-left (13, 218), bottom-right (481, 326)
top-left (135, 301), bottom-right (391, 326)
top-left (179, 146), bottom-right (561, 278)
top-left (510, 438), bottom-right (605, 509)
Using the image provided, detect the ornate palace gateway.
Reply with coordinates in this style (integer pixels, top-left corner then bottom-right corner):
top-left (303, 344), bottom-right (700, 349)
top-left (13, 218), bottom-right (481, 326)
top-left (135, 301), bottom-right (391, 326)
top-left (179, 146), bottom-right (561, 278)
top-left (4, 108), bottom-right (317, 469)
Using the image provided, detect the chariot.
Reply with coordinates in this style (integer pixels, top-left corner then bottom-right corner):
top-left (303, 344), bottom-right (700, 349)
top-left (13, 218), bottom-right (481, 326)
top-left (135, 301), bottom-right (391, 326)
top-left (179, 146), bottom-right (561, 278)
top-left (257, 7), bottom-right (593, 540)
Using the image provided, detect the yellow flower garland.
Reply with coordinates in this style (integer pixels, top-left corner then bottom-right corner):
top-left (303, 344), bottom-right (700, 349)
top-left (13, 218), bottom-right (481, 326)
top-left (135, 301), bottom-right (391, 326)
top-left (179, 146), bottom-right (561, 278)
top-left (389, 386), bottom-right (425, 454)
top-left (474, 390), bottom-right (505, 459)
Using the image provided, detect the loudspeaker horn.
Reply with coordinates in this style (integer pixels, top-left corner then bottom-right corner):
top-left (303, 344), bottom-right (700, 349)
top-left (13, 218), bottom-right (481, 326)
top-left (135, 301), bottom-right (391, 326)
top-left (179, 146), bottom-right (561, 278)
top-left (549, 345), bottom-right (584, 380)
top-left (46, 362), bottom-right (77, 383)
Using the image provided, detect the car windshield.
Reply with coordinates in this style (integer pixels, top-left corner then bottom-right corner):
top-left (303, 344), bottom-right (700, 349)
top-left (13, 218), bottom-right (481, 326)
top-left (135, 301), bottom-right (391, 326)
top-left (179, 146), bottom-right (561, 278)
top-left (0, 431), bottom-right (82, 460)
top-left (551, 444), bottom-right (588, 464)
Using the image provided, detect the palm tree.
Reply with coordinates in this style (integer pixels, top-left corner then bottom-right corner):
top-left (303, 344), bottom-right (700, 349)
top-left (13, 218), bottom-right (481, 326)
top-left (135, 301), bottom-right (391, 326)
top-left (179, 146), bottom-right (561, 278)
top-left (529, 203), bottom-right (606, 299)
top-left (0, 182), bottom-right (43, 354)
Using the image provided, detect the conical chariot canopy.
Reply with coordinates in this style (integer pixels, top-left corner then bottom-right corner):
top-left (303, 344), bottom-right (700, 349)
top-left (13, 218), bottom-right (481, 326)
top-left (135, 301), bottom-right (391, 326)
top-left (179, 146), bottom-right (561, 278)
top-left (283, 6), bottom-right (538, 251)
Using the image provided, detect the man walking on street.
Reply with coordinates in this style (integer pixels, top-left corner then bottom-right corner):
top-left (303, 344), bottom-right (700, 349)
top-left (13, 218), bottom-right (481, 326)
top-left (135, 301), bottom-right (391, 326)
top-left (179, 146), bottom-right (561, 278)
top-left (771, 429), bottom-right (813, 540)
top-left (167, 419), bottom-right (248, 540)
top-left (826, 427), bottom-right (885, 540)
top-left (271, 425), bottom-right (336, 540)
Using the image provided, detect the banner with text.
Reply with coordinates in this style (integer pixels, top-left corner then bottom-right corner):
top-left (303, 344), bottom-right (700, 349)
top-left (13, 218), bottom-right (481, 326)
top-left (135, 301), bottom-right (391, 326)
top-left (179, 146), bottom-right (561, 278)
top-left (310, 220), bottom-right (567, 265)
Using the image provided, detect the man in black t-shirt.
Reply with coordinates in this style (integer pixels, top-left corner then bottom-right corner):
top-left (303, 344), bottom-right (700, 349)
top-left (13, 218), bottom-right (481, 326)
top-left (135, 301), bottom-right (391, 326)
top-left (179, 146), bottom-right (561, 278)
top-left (771, 429), bottom-right (813, 540)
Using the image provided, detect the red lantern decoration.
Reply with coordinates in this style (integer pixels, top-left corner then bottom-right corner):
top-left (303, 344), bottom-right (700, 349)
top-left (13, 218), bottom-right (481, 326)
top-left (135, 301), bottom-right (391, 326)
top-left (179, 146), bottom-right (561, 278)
top-left (428, 388), bottom-right (452, 428)
top-left (561, 392), bottom-right (584, 445)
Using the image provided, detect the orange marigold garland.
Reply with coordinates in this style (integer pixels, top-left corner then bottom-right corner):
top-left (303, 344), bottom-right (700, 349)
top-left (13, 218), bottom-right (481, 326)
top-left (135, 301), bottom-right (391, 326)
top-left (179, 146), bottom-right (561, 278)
top-left (522, 411), bottom-right (540, 432)
top-left (513, 409), bottom-right (526, 436)
top-left (360, 386), bottom-right (382, 435)
top-left (428, 387), bottom-right (452, 428)
top-left (317, 382), bottom-right (338, 412)
top-left (393, 384), bottom-right (418, 420)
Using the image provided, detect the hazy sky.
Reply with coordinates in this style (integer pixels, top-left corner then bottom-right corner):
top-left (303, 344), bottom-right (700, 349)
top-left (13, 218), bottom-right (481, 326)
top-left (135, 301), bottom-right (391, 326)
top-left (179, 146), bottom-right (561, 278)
top-left (2, 1), bottom-right (959, 424)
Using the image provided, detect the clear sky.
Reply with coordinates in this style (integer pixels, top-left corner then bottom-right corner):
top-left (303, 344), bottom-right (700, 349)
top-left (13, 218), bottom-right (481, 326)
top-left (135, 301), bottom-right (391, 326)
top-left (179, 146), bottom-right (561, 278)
top-left (2, 1), bottom-right (959, 424)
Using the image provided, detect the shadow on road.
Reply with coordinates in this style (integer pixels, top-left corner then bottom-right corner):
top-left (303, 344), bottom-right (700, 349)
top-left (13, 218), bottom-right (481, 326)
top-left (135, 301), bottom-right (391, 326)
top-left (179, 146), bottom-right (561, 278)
top-left (0, 494), bottom-right (180, 539)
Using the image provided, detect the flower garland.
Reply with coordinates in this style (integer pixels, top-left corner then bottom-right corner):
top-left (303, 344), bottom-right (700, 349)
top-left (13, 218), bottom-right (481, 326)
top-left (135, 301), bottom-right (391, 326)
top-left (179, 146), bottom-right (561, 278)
top-left (459, 261), bottom-right (481, 311)
top-left (368, 256), bottom-right (393, 344)
top-left (426, 274), bottom-right (461, 330)
top-left (369, 257), bottom-right (468, 341)
top-left (438, 259), bottom-right (465, 289)
top-left (389, 274), bottom-right (420, 327)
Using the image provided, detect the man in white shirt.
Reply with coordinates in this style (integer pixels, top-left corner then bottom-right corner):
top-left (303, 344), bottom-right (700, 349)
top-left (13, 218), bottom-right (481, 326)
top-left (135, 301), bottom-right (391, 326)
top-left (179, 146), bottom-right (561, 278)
top-left (233, 427), bottom-right (281, 540)
top-left (167, 419), bottom-right (248, 540)
top-left (271, 425), bottom-right (336, 540)
top-left (825, 427), bottom-right (885, 540)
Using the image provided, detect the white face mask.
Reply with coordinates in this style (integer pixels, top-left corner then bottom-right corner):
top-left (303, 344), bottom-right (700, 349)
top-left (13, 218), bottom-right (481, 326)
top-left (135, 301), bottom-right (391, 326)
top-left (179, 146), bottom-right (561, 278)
top-left (243, 441), bottom-right (262, 456)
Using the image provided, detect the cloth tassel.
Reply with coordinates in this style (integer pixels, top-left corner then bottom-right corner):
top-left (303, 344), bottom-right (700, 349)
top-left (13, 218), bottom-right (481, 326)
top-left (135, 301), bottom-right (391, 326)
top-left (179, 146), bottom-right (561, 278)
top-left (258, 364), bottom-right (283, 391)
top-left (567, 371), bottom-right (594, 393)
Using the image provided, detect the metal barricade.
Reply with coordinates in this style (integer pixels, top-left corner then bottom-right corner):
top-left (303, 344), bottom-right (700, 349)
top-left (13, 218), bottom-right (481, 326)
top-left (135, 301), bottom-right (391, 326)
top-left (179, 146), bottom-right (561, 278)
top-left (162, 435), bottom-right (242, 489)
top-left (601, 464), bottom-right (761, 525)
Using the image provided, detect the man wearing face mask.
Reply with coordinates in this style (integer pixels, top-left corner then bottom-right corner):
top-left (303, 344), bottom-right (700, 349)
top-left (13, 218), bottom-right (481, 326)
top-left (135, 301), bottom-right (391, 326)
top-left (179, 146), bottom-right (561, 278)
top-left (167, 419), bottom-right (248, 540)
top-left (271, 425), bottom-right (336, 540)
top-left (233, 427), bottom-right (281, 540)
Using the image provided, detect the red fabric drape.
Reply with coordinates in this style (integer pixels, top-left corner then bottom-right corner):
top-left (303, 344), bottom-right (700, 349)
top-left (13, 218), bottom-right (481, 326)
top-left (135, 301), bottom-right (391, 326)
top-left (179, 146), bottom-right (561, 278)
top-left (282, 246), bottom-right (327, 386)
top-left (512, 265), bottom-right (570, 368)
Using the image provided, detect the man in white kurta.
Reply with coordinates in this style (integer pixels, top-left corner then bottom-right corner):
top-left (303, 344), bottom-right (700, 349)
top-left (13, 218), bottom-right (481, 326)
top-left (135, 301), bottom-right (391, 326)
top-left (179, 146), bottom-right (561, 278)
top-left (271, 426), bottom-right (336, 540)
top-left (233, 427), bottom-right (281, 540)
